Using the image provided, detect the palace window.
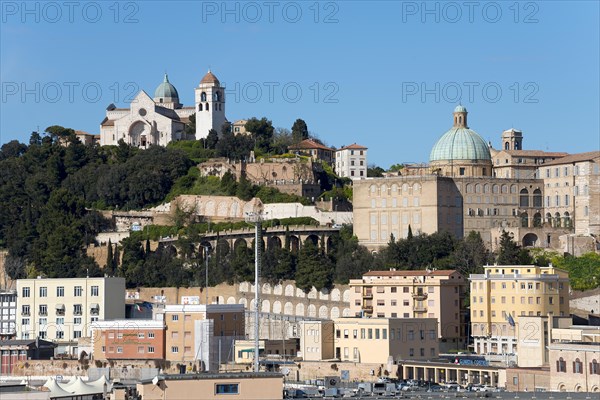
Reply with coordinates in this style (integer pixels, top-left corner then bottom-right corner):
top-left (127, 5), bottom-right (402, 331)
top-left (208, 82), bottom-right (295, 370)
top-left (556, 357), bottom-right (566, 372)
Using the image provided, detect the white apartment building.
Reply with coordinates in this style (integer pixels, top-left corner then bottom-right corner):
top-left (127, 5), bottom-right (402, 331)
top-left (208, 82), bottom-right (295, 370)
top-left (16, 277), bottom-right (125, 353)
top-left (335, 143), bottom-right (367, 179)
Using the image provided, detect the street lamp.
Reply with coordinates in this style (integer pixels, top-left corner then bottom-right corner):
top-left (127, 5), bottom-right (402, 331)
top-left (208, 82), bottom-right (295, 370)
top-left (245, 210), bottom-right (268, 373)
top-left (200, 245), bottom-right (211, 305)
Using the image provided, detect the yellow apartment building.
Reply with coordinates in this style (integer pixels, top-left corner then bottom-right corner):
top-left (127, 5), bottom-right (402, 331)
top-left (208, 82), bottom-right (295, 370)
top-left (349, 269), bottom-right (466, 352)
top-left (158, 304), bottom-right (244, 370)
top-left (469, 265), bottom-right (569, 355)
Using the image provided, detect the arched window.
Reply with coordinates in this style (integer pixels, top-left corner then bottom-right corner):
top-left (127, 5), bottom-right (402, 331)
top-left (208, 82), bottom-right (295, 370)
top-left (484, 184), bottom-right (489, 193)
top-left (475, 184), bottom-right (481, 193)
top-left (459, 116), bottom-right (463, 124)
top-left (466, 184), bottom-right (473, 193)
top-left (505, 142), bottom-right (510, 150)
top-left (556, 357), bottom-right (566, 372)
top-left (200, 92), bottom-right (207, 102)
top-left (564, 212), bottom-right (571, 228)
top-left (574, 358), bottom-right (583, 374)
top-left (519, 188), bottom-right (529, 207)
top-left (554, 212), bottom-right (561, 228)
top-left (520, 212), bottom-right (529, 228)
top-left (533, 213), bottom-right (542, 227)
top-left (533, 189), bottom-right (542, 207)
top-left (214, 91), bottom-right (221, 101)
top-left (198, 104), bottom-right (203, 111)
top-left (493, 184), bottom-right (499, 194)
top-left (501, 185), bottom-right (508, 194)
top-left (546, 213), bottom-right (552, 225)
top-left (591, 359), bottom-right (599, 375)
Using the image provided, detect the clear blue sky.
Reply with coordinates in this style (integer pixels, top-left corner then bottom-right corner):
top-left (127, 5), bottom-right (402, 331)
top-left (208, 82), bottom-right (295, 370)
top-left (1, 1), bottom-right (599, 167)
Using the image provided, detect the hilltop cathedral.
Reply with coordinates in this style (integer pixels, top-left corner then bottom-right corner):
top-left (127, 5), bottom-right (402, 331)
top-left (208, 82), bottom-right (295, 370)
top-left (99, 71), bottom-right (228, 147)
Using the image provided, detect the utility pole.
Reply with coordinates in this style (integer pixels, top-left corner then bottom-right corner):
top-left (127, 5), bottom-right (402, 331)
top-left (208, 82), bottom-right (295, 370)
top-left (201, 245), bottom-right (211, 305)
top-left (245, 210), bottom-right (267, 373)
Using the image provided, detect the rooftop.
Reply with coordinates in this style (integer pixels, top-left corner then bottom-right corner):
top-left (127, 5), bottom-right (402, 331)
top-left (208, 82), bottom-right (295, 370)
top-left (289, 138), bottom-right (334, 151)
top-left (363, 269), bottom-right (459, 277)
top-left (542, 150), bottom-right (600, 166)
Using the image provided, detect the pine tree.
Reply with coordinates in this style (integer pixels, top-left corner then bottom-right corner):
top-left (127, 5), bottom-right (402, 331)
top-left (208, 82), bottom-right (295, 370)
top-left (106, 239), bottom-right (114, 274)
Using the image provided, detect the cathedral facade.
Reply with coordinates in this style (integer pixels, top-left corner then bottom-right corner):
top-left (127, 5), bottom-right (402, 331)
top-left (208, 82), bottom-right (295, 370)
top-left (99, 71), bottom-right (227, 147)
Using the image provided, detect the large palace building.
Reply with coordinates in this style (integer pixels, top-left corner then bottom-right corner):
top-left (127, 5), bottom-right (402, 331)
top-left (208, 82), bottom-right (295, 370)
top-left (353, 106), bottom-right (599, 253)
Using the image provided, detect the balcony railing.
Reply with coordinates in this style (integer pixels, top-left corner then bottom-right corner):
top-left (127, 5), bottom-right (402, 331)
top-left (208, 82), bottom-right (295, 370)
top-left (362, 292), bottom-right (373, 299)
top-left (412, 292), bottom-right (428, 300)
top-left (413, 305), bottom-right (427, 313)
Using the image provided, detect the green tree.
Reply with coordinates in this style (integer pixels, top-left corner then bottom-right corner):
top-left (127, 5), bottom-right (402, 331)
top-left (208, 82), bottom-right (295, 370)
top-left (295, 240), bottom-right (333, 292)
top-left (367, 164), bottom-right (385, 177)
top-left (245, 117), bottom-right (274, 154)
top-left (497, 230), bottom-right (532, 265)
top-left (452, 231), bottom-right (492, 276)
top-left (291, 119), bottom-right (309, 143)
top-left (206, 128), bottom-right (219, 149)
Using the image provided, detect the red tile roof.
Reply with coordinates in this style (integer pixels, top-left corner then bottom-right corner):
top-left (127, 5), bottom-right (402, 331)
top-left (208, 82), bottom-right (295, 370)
top-left (542, 151), bottom-right (600, 166)
top-left (339, 143), bottom-right (367, 151)
top-left (289, 138), bottom-right (333, 151)
top-left (502, 150), bottom-right (568, 158)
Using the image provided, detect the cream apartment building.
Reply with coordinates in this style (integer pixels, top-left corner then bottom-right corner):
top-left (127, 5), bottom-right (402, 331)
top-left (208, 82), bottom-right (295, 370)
top-left (469, 265), bottom-right (570, 355)
top-left (348, 270), bottom-right (465, 352)
top-left (334, 143), bottom-right (367, 179)
top-left (333, 317), bottom-right (439, 364)
top-left (16, 277), bottom-right (125, 353)
top-left (298, 320), bottom-right (334, 361)
top-left (158, 304), bottom-right (244, 369)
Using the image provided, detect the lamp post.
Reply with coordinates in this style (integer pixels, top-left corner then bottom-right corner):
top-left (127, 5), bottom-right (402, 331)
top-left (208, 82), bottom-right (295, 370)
top-left (245, 210), bottom-right (267, 373)
top-left (200, 245), bottom-right (211, 305)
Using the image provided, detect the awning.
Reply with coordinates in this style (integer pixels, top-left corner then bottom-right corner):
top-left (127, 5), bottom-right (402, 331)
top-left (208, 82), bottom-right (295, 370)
top-left (240, 349), bottom-right (255, 353)
top-left (55, 304), bottom-right (65, 310)
top-left (90, 303), bottom-right (99, 309)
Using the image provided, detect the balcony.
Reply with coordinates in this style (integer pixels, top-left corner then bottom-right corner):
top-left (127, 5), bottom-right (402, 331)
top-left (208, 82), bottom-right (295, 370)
top-left (363, 306), bottom-right (373, 314)
top-left (413, 304), bottom-right (427, 313)
top-left (412, 292), bottom-right (428, 301)
top-left (362, 292), bottom-right (373, 299)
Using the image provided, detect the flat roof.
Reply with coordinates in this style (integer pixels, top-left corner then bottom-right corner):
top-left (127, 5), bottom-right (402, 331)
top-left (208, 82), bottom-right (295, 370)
top-left (140, 372), bottom-right (282, 384)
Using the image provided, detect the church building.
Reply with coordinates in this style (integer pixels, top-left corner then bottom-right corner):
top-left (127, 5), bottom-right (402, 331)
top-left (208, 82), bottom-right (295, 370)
top-left (99, 71), bottom-right (228, 147)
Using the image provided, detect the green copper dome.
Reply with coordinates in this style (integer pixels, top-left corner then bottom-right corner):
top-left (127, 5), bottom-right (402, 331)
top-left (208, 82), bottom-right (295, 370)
top-left (454, 104), bottom-right (467, 113)
top-left (430, 127), bottom-right (491, 162)
top-left (154, 74), bottom-right (179, 99)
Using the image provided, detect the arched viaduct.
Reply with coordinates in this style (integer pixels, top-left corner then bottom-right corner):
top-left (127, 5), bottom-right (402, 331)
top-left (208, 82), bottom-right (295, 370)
top-left (158, 225), bottom-right (340, 256)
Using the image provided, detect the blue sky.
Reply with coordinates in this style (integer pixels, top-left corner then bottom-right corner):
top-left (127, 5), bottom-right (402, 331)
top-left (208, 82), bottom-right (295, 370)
top-left (1, 1), bottom-right (599, 167)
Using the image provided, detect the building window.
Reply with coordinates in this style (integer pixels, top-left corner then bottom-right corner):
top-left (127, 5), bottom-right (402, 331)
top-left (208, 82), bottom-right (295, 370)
top-left (74, 331), bottom-right (82, 339)
top-left (117, 347), bottom-right (123, 354)
top-left (556, 357), bottom-right (566, 372)
top-left (73, 304), bottom-right (82, 316)
top-left (22, 287), bottom-right (30, 298)
top-left (409, 348), bottom-right (414, 357)
top-left (591, 359), bottom-right (600, 375)
top-left (172, 315), bottom-right (179, 321)
top-left (574, 358), bottom-right (583, 374)
top-left (148, 332), bottom-right (155, 338)
top-left (171, 346), bottom-right (179, 353)
top-left (74, 286), bottom-right (83, 297)
top-left (74, 317), bottom-right (81, 325)
top-left (22, 305), bottom-right (30, 315)
top-left (56, 331), bottom-right (64, 339)
top-left (148, 346), bottom-right (155, 353)
top-left (56, 286), bottom-right (64, 297)
top-left (403, 287), bottom-right (409, 293)
top-left (91, 286), bottom-right (99, 296)
top-left (39, 305), bottom-right (47, 316)
top-left (39, 287), bottom-right (47, 297)
top-left (215, 384), bottom-right (239, 395)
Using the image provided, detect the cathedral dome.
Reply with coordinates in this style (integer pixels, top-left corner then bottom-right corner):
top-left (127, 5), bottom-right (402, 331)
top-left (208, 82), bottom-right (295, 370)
top-left (430, 106), bottom-right (491, 162)
top-left (154, 74), bottom-right (179, 99)
top-left (429, 127), bottom-right (491, 162)
top-left (200, 70), bottom-right (220, 85)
